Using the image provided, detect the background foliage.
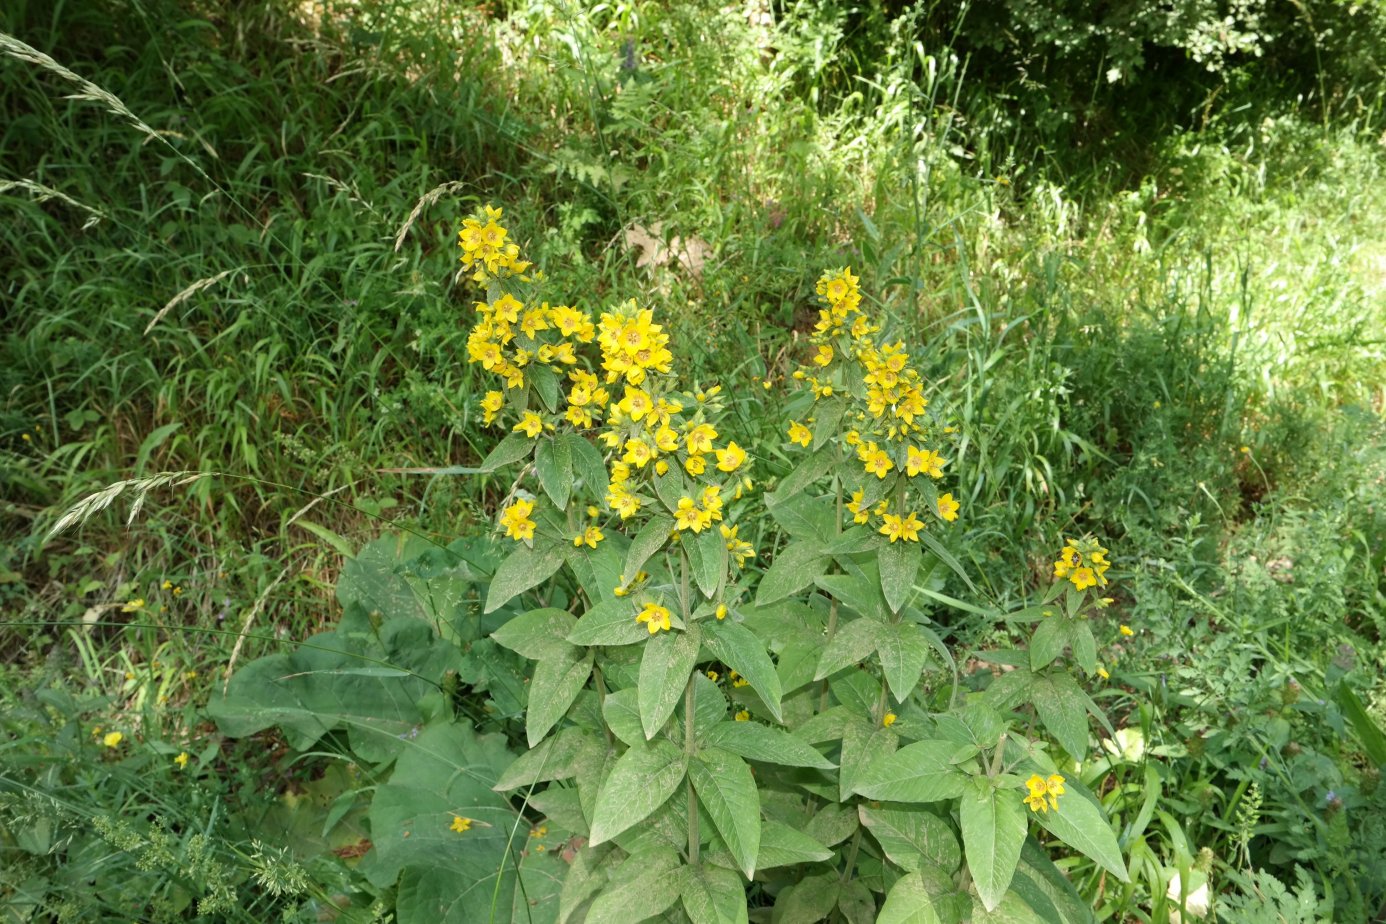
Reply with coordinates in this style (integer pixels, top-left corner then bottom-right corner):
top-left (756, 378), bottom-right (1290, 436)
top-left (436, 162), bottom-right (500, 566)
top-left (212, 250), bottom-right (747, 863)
top-left (2, 0), bottom-right (1384, 920)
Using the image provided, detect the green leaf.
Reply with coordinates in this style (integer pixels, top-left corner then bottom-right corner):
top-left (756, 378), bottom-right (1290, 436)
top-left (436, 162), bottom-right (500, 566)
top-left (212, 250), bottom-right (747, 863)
top-left (601, 688), bottom-right (645, 748)
top-left (1031, 672), bottom-right (1092, 762)
top-left (766, 491), bottom-right (837, 541)
top-left (839, 715), bottom-right (898, 801)
top-left (639, 626), bottom-right (702, 739)
top-left (703, 619), bottom-right (783, 721)
top-left (756, 821), bottom-right (834, 869)
top-left (491, 607), bottom-right (577, 660)
top-left (564, 433), bottom-right (609, 499)
top-left (756, 539), bottom-right (831, 605)
top-left (852, 740), bottom-right (969, 802)
top-left (838, 879), bottom-right (875, 924)
top-left (535, 437), bottom-right (574, 510)
top-left (681, 863), bottom-right (750, 924)
top-left (877, 621), bottom-right (932, 703)
top-left (811, 399), bottom-right (848, 451)
top-left (880, 538), bottom-right (922, 614)
top-left (567, 598), bottom-right (645, 646)
top-left (584, 851), bottom-right (687, 924)
top-left (530, 364), bottom-right (560, 413)
top-left (1029, 616), bottom-right (1072, 671)
top-left (588, 739), bottom-right (688, 845)
top-left (134, 421), bottom-right (182, 474)
top-left (1336, 681), bottom-right (1386, 767)
top-left (652, 465), bottom-right (687, 513)
top-left (493, 727), bottom-right (593, 791)
top-left (776, 871), bottom-right (840, 924)
top-left (878, 872), bottom-right (944, 924)
top-left (480, 432), bottom-right (536, 472)
top-left (701, 721), bottom-right (835, 769)
top-left (690, 747), bottom-right (761, 879)
top-left (1018, 840), bottom-right (1095, 924)
top-left (960, 780), bottom-right (1027, 912)
top-left (805, 802), bottom-right (859, 847)
top-left (774, 448), bottom-right (836, 498)
top-left (859, 803), bottom-right (962, 873)
top-left (815, 617), bottom-right (882, 681)
top-left (1070, 622), bottom-right (1097, 675)
top-left (484, 543), bottom-right (567, 614)
top-left (917, 529), bottom-right (977, 594)
top-left (527, 646), bottom-right (594, 747)
top-left (686, 526), bottom-right (727, 599)
top-left (1035, 781), bottom-right (1128, 882)
top-left (624, 515), bottom-right (673, 583)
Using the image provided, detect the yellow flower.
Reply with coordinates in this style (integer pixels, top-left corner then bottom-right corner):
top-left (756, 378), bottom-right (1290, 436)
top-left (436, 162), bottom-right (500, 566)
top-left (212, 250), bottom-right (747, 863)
top-left (636, 602), bottom-right (672, 635)
top-left (481, 390), bottom-right (505, 425)
top-left (451, 815), bottom-right (473, 833)
top-left (1119, 624), bottom-right (1134, 637)
top-left (1071, 567), bottom-right (1097, 590)
top-left (787, 420), bottom-right (812, 448)
top-left (846, 490), bottom-right (870, 525)
top-left (685, 423), bottom-right (717, 455)
top-left (813, 344), bottom-right (834, 366)
top-left (103, 732), bottom-right (124, 749)
top-left (734, 710), bottom-right (750, 722)
top-left (174, 751), bottom-right (190, 769)
top-left (161, 580), bottom-right (173, 590)
top-left (572, 526), bottom-right (604, 549)
top-left (684, 454), bottom-right (707, 475)
top-left (905, 447), bottom-right (946, 479)
top-left (862, 446), bottom-right (893, 479)
top-left (121, 599), bottom-right (145, 613)
top-left (1023, 774), bottom-right (1051, 813)
top-left (674, 497), bottom-right (708, 533)
top-left (879, 512), bottom-right (923, 543)
top-left (936, 493), bottom-right (960, 522)
top-left (706, 669), bottom-right (720, 682)
top-left (729, 670), bottom-right (749, 688)
top-left (1096, 665), bottom-right (1110, 680)
top-left (715, 604), bottom-right (728, 620)
top-left (500, 499), bottom-right (537, 542)
top-left (715, 441), bottom-right (746, 472)
top-left (514, 411), bottom-right (544, 438)
top-left (882, 712), bottom-right (897, 727)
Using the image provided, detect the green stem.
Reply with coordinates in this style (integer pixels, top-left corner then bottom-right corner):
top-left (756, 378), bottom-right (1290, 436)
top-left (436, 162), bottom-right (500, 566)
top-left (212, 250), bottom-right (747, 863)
top-left (839, 827), bottom-right (863, 885)
top-left (685, 673), bottom-right (699, 865)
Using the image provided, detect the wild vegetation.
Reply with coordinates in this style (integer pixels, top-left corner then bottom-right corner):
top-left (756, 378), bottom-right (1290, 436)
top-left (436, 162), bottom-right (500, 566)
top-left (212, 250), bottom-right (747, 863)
top-left (2, 0), bottom-right (1384, 921)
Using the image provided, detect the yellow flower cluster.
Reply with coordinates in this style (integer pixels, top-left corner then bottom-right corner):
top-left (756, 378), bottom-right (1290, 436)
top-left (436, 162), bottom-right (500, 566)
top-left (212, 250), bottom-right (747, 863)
top-left (1052, 537), bottom-right (1112, 591)
top-left (1023, 773), bottom-right (1066, 813)
top-left (467, 294), bottom-right (587, 394)
top-left (787, 267), bottom-right (960, 541)
top-left (458, 205), bottom-right (531, 282)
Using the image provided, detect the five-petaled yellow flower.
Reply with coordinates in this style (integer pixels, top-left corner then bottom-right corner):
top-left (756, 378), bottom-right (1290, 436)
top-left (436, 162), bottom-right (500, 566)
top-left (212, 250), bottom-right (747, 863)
top-left (936, 493), bottom-right (960, 522)
top-left (1119, 624), bottom-right (1134, 637)
top-left (787, 420), bottom-right (812, 448)
top-left (500, 498), bottom-right (537, 542)
top-left (882, 712), bottom-right (898, 727)
top-left (1023, 773), bottom-right (1065, 813)
top-left (879, 512), bottom-right (923, 543)
top-left (514, 411), bottom-right (544, 438)
top-left (451, 815), bottom-right (473, 833)
top-left (636, 602), bottom-right (672, 635)
top-left (174, 751), bottom-right (190, 769)
top-left (572, 525), bottom-right (604, 549)
top-left (715, 441), bottom-right (746, 472)
top-left (103, 732), bottom-right (123, 749)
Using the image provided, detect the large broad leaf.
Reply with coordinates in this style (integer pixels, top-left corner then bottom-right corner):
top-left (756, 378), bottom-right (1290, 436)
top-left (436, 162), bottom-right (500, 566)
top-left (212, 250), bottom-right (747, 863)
top-left (690, 747), bottom-right (761, 880)
top-left (959, 779), bottom-right (1027, 913)
top-left (681, 862), bottom-right (750, 924)
top-left (360, 723), bottom-right (564, 924)
top-left (839, 715), bottom-right (898, 802)
top-left (565, 433), bottom-right (610, 499)
top-left (1034, 779), bottom-right (1128, 882)
top-left (210, 617), bottom-right (458, 764)
top-left (1017, 839), bottom-right (1096, 924)
top-left (701, 721), bottom-right (835, 769)
top-left (588, 739), bottom-right (688, 845)
top-left (493, 727), bottom-right (596, 792)
top-left (527, 646), bottom-right (594, 747)
top-left (765, 491), bottom-right (837, 542)
top-left (639, 626), bottom-right (702, 740)
top-left (859, 804), bottom-right (962, 873)
top-left (1031, 672), bottom-right (1092, 762)
top-left (814, 617), bottom-right (882, 681)
top-left (567, 597), bottom-right (646, 646)
top-left (485, 542), bottom-right (567, 613)
top-left (878, 872), bottom-right (944, 924)
top-left (775, 871), bottom-right (841, 924)
top-left (702, 619), bottom-right (783, 721)
top-left (876, 621), bottom-right (932, 703)
top-left (491, 607), bottom-right (577, 660)
top-left (756, 822), bottom-right (834, 870)
top-left (756, 539), bottom-right (831, 605)
top-left (852, 740), bottom-right (969, 802)
top-left (535, 436), bottom-right (574, 510)
top-left (480, 432), bottom-right (537, 472)
top-left (624, 515), bottom-right (674, 581)
top-left (879, 538), bottom-right (922, 614)
top-left (584, 850), bottom-right (688, 924)
top-left (686, 527), bottom-right (727, 599)
top-left (337, 534), bottom-right (475, 630)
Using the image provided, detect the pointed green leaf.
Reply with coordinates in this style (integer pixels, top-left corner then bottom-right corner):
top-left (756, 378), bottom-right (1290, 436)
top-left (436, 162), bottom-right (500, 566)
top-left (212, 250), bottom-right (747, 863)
top-left (484, 542), bottom-right (566, 613)
top-left (493, 727), bottom-right (593, 791)
top-left (535, 437), bottom-right (574, 510)
top-left (681, 862), bottom-right (750, 924)
top-left (529, 364), bottom-right (560, 412)
top-left (564, 432), bottom-right (609, 499)
top-left (1336, 680), bottom-right (1386, 766)
top-left (588, 739), bottom-right (688, 845)
top-left (859, 803), bottom-right (962, 873)
top-left (917, 529), bottom-right (977, 593)
top-left (853, 739), bottom-right (968, 802)
top-left (960, 780), bottom-right (1027, 912)
top-left (686, 526), bottom-right (727, 599)
top-left (877, 621), bottom-right (932, 703)
top-left (1035, 781), bottom-right (1128, 882)
top-left (838, 879), bottom-right (875, 924)
top-left (776, 871), bottom-right (840, 923)
top-left (878, 871), bottom-right (944, 924)
top-left (601, 687), bottom-right (645, 748)
top-left (624, 515), bottom-right (673, 583)
top-left (839, 716), bottom-right (898, 801)
top-left (690, 747), bottom-right (761, 880)
top-left (811, 399), bottom-right (848, 451)
top-left (639, 625), bottom-right (701, 739)
top-left (585, 851), bottom-right (687, 924)
top-left (527, 646), bottom-right (593, 747)
top-left (702, 720), bottom-right (835, 769)
top-left (756, 539), bottom-right (831, 605)
top-left (567, 597), bottom-right (646, 646)
top-left (814, 617), bottom-right (881, 680)
top-left (1032, 672), bottom-right (1092, 762)
top-left (1029, 616), bottom-right (1071, 672)
top-left (491, 607), bottom-right (577, 660)
top-left (480, 432), bottom-right (537, 472)
top-left (880, 538), bottom-right (922, 614)
top-left (756, 821), bottom-right (834, 869)
top-left (703, 619), bottom-right (783, 721)
top-left (773, 447), bottom-right (836, 497)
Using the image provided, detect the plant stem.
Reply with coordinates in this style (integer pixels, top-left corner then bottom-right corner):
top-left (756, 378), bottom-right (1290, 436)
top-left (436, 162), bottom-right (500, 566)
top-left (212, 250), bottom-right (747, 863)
top-left (839, 827), bottom-right (862, 884)
top-left (685, 672), bottom-right (699, 865)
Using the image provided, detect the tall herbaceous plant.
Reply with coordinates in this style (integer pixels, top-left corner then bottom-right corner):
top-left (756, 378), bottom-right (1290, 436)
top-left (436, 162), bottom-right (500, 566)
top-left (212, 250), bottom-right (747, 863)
top-left (464, 206), bottom-right (1129, 920)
